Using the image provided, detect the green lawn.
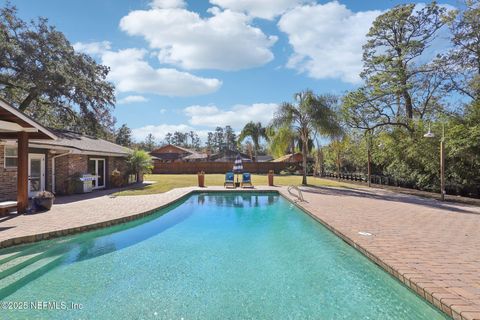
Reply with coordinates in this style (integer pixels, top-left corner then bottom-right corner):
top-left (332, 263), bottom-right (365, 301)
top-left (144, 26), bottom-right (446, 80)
top-left (115, 174), bottom-right (355, 196)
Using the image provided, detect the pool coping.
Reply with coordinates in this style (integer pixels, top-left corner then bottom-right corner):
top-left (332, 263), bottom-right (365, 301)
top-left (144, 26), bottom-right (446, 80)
top-left (0, 187), bottom-right (464, 319)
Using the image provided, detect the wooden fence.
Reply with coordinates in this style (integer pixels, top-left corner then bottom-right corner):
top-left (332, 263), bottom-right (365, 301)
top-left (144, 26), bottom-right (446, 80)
top-left (152, 161), bottom-right (289, 174)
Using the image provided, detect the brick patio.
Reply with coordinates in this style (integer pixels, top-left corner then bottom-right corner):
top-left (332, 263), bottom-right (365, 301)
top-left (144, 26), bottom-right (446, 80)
top-left (0, 184), bottom-right (479, 319)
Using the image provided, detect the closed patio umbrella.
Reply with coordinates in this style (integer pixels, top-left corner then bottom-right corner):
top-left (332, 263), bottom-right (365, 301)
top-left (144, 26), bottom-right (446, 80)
top-left (233, 154), bottom-right (243, 185)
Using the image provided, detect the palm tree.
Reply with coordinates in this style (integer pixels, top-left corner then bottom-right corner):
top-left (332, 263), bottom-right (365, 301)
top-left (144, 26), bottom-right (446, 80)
top-left (266, 125), bottom-right (296, 158)
top-left (238, 122), bottom-right (268, 161)
top-left (127, 149), bottom-right (154, 183)
top-left (272, 90), bottom-right (342, 185)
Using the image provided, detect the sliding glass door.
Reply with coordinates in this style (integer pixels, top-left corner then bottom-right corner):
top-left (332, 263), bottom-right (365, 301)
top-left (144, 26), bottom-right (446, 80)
top-left (88, 158), bottom-right (106, 189)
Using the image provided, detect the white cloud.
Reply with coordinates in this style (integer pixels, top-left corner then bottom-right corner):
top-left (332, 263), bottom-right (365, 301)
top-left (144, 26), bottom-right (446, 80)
top-left (132, 124), bottom-right (210, 142)
top-left (119, 6), bottom-right (277, 71)
top-left (73, 41), bottom-right (111, 56)
top-left (117, 95), bottom-right (148, 105)
top-left (209, 0), bottom-right (308, 20)
top-left (98, 48), bottom-right (221, 96)
top-left (184, 103), bottom-right (278, 128)
top-left (278, 1), bottom-right (381, 84)
top-left (150, 0), bottom-right (185, 9)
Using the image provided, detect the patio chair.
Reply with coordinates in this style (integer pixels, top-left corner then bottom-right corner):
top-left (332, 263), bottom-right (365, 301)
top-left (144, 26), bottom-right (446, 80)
top-left (224, 172), bottom-right (235, 188)
top-left (241, 172), bottom-right (253, 188)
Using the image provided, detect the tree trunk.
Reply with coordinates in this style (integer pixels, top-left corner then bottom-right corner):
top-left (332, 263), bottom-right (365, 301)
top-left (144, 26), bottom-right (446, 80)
top-left (302, 139), bottom-right (308, 185)
top-left (404, 90), bottom-right (413, 119)
top-left (19, 90), bottom-right (38, 112)
top-left (398, 59), bottom-right (413, 119)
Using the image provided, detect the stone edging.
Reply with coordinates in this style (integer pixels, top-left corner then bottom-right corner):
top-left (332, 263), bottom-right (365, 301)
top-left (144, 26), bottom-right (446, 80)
top-left (279, 190), bottom-right (460, 320)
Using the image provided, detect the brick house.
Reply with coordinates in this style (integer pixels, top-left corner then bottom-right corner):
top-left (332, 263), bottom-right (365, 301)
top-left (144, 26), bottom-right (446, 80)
top-left (150, 144), bottom-right (208, 163)
top-left (0, 99), bottom-right (131, 206)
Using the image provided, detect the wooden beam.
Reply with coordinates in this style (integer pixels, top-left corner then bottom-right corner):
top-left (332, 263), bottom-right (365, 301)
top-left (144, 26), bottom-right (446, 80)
top-left (0, 132), bottom-right (18, 139)
top-left (0, 120), bottom-right (38, 132)
top-left (0, 132), bottom-right (51, 140)
top-left (17, 131), bottom-right (28, 213)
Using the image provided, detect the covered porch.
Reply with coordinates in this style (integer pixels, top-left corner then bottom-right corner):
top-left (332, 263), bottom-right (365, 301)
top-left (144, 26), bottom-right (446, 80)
top-left (0, 98), bottom-right (56, 213)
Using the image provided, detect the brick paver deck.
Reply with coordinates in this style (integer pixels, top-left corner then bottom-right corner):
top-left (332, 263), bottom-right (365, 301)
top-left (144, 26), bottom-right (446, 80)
top-left (1, 185), bottom-right (479, 319)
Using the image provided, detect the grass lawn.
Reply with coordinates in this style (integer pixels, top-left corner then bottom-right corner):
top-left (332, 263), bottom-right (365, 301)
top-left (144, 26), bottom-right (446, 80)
top-left (115, 174), bottom-right (356, 196)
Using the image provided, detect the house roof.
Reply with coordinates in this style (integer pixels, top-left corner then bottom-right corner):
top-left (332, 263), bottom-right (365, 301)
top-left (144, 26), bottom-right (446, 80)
top-left (30, 129), bottom-right (130, 157)
top-left (210, 150), bottom-right (252, 162)
top-left (151, 144), bottom-right (193, 155)
top-left (0, 98), bottom-right (57, 140)
top-left (272, 153), bottom-right (305, 163)
top-left (183, 152), bottom-right (208, 160)
top-left (151, 144), bottom-right (208, 161)
top-left (256, 155), bottom-right (274, 162)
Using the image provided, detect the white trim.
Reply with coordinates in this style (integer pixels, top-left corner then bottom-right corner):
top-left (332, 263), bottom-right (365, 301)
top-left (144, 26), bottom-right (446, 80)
top-left (28, 143), bottom-right (72, 152)
top-left (77, 150), bottom-right (128, 157)
top-left (0, 99), bottom-right (57, 139)
top-left (0, 120), bottom-right (38, 132)
top-left (28, 153), bottom-right (46, 198)
top-left (28, 143), bottom-right (128, 157)
top-left (4, 145), bottom-right (18, 168)
top-left (89, 158), bottom-right (106, 189)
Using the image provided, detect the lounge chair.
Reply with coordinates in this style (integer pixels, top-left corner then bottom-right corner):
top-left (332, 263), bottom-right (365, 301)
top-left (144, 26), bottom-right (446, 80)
top-left (224, 172), bottom-right (235, 188)
top-left (241, 172), bottom-right (253, 188)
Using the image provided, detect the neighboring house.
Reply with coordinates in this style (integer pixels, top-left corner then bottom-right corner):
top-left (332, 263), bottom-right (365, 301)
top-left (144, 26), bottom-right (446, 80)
top-left (150, 144), bottom-right (208, 163)
top-left (256, 155), bottom-right (274, 162)
top-left (272, 153), bottom-right (311, 163)
top-left (0, 99), bottom-right (131, 208)
top-left (209, 149), bottom-right (253, 162)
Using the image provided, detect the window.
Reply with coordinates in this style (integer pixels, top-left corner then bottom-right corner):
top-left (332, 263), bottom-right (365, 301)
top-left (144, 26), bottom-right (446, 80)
top-left (4, 146), bottom-right (18, 168)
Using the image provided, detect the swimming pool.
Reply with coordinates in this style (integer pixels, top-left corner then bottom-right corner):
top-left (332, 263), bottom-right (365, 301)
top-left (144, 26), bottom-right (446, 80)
top-left (0, 192), bottom-right (447, 319)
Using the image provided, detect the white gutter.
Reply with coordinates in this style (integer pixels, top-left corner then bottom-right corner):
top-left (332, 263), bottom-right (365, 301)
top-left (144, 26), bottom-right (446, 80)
top-left (29, 143), bottom-right (128, 157)
top-left (51, 151), bottom-right (72, 194)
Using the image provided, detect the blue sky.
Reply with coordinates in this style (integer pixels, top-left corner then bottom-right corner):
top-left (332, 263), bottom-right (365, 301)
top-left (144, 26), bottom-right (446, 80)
top-left (8, 0), bottom-right (457, 142)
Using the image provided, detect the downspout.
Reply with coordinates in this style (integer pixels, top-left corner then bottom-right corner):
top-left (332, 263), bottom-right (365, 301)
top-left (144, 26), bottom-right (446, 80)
top-left (51, 151), bottom-right (72, 194)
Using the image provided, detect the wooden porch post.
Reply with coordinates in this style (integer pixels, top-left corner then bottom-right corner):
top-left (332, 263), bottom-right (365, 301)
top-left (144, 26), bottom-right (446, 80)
top-left (17, 131), bottom-right (29, 213)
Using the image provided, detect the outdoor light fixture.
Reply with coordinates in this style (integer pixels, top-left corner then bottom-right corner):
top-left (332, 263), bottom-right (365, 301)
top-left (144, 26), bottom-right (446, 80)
top-left (424, 123), bottom-right (446, 201)
top-left (423, 124), bottom-right (435, 138)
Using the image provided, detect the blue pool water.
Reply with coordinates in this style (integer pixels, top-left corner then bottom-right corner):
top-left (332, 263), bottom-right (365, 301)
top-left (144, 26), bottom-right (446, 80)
top-left (0, 193), bottom-right (447, 319)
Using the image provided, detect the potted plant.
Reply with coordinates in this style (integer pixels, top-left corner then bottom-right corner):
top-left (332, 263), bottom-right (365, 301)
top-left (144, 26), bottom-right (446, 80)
top-left (110, 169), bottom-right (126, 188)
top-left (268, 170), bottom-right (274, 186)
top-left (197, 171), bottom-right (205, 187)
top-left (34, 191), bottom-right (55, 210)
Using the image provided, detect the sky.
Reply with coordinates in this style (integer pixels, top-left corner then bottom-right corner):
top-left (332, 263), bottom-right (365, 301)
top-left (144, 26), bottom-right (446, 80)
top-left (7, 0), bottom-right (458, 142)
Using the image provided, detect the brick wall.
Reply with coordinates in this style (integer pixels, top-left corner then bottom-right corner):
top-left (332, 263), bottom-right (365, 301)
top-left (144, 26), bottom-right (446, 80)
top-left (0, 146), bottom-right (130, 199)
top-left (108, 156), bottom-right (130, 186)
top-left (0, 145), bottom-right (17, 201)
top-left (54, 154), bottom-right (88, 195)
top-left (108, 157), bottom-right (128, 175)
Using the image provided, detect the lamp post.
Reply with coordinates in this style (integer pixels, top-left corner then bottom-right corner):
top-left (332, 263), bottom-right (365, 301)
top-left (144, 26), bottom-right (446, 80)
top-left (424, 123), bottom-right (445, 201)
top-left (366, 130), bottom-right (373, 188)
top-left (367, 143), bottom-right (371, 187)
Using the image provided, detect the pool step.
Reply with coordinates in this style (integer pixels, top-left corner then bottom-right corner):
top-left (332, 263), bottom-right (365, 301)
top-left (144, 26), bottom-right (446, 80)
top-left (0, 252), bottom-right (44, 280)
top-left (0, 254), bottom-right (63, 298)
top-left (0, 251), bottom-right (22, 264)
